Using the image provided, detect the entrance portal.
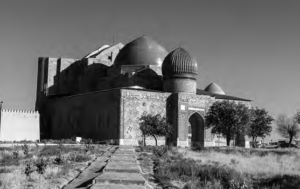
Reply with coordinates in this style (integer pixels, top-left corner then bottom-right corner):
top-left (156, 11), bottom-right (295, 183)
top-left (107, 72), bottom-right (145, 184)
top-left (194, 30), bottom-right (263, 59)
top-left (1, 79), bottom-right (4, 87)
top-left (188, 112), bottom-right (205, 148)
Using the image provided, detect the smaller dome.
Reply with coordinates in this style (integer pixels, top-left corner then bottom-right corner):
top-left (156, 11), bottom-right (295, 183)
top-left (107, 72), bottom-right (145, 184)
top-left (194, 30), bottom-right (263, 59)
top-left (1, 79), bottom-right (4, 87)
top-left (162, 48), bottom-right (198, 79)
top-left (204, 83), bottom-right (225, 95)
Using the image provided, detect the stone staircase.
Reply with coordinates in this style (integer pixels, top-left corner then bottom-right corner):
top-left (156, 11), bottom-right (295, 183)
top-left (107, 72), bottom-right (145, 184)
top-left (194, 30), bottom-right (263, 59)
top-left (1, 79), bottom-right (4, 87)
top-left (91, 146), bottom-right (146, 189)
top-left (64, 146), bottom-right (147, 189)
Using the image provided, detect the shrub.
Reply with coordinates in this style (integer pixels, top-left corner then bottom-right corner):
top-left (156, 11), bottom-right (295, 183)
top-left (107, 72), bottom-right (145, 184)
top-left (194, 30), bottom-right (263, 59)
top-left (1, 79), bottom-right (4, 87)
top-left (81, 138), bottom-right (93, 152)
top-left (24, 160), bottom-right (35, 178)
top-left (35, 157), bottom-right (48, 175)
top-left (35, 157), bottom-right (48, 187)
top-left (21, 142), bottom-right (29, 157)
top-left (53, 153), bottom-right (65, 173)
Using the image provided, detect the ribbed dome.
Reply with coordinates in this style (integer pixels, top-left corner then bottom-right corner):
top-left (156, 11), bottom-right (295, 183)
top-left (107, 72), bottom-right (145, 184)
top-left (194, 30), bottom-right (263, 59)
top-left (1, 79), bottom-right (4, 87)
top-left (162, 48), bottom-right (198, 79)
top-left (114, 36), bottom-right (168, 67)
top-left (204, 83), bottom-right (225, 95)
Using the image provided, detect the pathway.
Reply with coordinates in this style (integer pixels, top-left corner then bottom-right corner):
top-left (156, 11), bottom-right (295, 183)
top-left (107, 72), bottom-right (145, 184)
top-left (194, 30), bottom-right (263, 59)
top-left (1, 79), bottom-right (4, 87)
top-left (63, 146), bottom-right (147, 189)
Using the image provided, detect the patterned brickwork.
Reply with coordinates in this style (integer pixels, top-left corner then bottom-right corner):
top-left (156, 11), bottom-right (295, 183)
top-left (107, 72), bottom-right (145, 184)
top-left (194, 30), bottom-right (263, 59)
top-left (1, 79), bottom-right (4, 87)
top-left (120, 89), bottom-right (171, 142)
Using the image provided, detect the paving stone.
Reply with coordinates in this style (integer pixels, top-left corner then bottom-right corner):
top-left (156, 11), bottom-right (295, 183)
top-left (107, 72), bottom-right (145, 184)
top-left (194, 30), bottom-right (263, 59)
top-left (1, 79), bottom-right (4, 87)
top-left (104, 162), bottom-right (140, 173)
top-left (90, 184), bottom-right (145, 189)
top-left (95, 172), bottom-right (145, 185)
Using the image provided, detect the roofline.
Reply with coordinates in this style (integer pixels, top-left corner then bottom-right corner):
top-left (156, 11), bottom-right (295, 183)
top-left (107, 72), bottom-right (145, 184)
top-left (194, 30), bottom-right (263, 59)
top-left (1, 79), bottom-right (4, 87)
top-left (47, 87), bottom-right (167, 100)
top-left (47, 87), bottom-right (251, 102)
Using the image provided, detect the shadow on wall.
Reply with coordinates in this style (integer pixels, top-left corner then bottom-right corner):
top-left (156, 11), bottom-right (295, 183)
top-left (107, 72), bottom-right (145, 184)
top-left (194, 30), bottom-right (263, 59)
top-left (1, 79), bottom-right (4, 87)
top-left (41, 89), bottom-right (120, 141)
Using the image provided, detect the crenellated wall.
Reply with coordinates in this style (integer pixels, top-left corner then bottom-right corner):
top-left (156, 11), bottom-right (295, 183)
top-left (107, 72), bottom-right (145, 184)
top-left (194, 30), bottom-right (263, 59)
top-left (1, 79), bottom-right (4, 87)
top-left (0, 109), bottom-right (40, 141)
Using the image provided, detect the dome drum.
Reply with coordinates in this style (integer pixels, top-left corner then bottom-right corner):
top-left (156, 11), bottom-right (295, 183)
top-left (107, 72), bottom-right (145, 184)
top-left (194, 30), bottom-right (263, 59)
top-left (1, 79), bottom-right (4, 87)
top-left (162, 47), bottom-right (198, 93)
top-left (163, 78), bottom-right (197, 94)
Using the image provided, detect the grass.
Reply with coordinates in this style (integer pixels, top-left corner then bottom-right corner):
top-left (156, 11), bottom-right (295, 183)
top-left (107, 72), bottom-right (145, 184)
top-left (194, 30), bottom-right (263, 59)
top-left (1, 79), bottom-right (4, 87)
top-left (137, 146), bottom-right (300, 189)
top-left (0, 143), bottom-right (109, 189)
top-left (179, 147), bottom-right (300, 177)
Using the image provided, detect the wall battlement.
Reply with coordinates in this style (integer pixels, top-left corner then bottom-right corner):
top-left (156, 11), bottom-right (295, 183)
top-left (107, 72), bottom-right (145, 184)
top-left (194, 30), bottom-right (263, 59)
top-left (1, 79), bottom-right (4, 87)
top-left (2, 109), bottom-right (39, 115)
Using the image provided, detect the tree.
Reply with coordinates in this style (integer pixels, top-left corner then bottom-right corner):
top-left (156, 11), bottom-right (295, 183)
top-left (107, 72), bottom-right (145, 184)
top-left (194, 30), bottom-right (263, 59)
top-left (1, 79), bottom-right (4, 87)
top-left (276, 114), bottom-right (300, 147)
top-left (139, 112), bottom-right (173, 146)
top-left (294, 111), bottom-right (300, 124)
top-left (205, 100), bottom-right (251, 146)
top-left (247, 108), bottom-right (274, 146)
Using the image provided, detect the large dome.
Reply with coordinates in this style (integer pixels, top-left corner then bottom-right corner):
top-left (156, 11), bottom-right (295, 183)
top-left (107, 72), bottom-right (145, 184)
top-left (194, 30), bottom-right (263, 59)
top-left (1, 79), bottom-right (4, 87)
top-left (204, 83), bottom-right (225, 95)
top-left (114, 36), bottom-right (168, 67)
top-left (162, 48), bottom-right (198, 79)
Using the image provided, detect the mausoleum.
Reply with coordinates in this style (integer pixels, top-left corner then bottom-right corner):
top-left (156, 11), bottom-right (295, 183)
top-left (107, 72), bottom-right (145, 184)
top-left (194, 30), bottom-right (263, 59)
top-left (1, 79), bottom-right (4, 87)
top-left (36, 36), bottom-right (251, 147)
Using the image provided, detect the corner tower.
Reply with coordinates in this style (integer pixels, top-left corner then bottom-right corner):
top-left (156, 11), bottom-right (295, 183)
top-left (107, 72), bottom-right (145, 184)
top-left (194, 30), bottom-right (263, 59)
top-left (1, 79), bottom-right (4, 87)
top-left (162, 48), bottom-right (198, 93)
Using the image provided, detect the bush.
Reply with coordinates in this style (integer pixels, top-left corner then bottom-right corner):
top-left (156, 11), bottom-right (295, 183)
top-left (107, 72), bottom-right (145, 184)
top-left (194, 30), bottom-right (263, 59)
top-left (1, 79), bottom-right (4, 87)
top-left (21, 143), bottom-right (29, 157)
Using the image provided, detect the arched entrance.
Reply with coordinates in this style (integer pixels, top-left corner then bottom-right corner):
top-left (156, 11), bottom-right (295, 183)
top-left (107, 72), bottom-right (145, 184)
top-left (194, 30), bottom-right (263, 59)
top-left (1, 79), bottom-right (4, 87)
top-left (188, 112), bottom-right (205, 148)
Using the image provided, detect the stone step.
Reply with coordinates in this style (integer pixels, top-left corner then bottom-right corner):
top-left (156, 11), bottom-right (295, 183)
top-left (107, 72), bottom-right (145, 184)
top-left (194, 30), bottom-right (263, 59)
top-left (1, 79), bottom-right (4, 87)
top-left (114, 150), bottom-right (136, 154)
top-left (111, 155), bottom-right (136, 159)
top-left (109, 158), bottom-right (137, 163)
top-left (94, 172), bottom-right (145, 185)
top-left (112, 154), bottom-right (136, 158)
top-left (116, 150), bottom-right (135, 154)
top-left (117, 148), bottom-right (135, 151)
top-left (104, 162), bottom-right (141, 173)
top-left (90, 184), bottom-right (145, 189)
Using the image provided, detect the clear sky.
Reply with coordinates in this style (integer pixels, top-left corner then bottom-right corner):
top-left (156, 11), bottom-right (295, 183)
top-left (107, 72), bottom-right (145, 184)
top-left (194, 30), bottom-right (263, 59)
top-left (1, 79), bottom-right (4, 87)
top-left (0, 0), bottom-right (300, 141)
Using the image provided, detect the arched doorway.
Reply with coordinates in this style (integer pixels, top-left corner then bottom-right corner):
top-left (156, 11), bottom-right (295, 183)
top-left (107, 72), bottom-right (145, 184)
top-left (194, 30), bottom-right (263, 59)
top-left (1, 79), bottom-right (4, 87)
top-left (188, 112), bottom-right (205, 148)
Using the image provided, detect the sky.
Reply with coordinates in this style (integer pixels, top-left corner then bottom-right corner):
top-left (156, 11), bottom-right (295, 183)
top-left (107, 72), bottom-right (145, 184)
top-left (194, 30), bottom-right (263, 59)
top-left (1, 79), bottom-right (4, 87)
top-left (0, 0), bottom-right (300, 141)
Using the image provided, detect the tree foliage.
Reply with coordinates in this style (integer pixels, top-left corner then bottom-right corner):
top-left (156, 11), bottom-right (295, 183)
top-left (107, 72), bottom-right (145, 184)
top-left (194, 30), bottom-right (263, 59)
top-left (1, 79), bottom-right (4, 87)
top-left (139, 112), bottom-right (173, 146)
top-left (276, 114), bottom-right (300, 147)
top-left (294, 111), bottom-right (300, 124)
top-left (205, 100), bottom-right (251, 146)
top-left (247, 108), bottom-right (274, 143)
